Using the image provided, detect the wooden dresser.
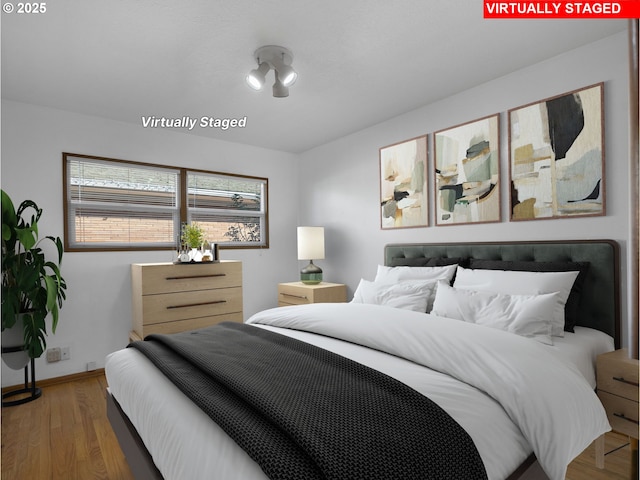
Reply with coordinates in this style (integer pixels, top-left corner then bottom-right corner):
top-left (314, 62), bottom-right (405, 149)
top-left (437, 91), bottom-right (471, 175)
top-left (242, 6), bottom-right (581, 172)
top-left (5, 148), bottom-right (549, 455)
top-left (595, 348), bottom-right (639, 470)
top-left (130, 261), bottom-right (242, 341)
top-left (278, 282), bottom-right (347, 307)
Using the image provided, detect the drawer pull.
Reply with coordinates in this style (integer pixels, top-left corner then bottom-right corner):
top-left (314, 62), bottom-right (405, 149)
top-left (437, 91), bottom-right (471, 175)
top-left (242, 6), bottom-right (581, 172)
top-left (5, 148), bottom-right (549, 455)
top-left (613, 376), bottom-right (640, 387)
top-left (167, 300), bottom-right (227, 309)
top-left (613, 412), bottom-right (640, 425)
top-left (280, 293), bottom-right (308, 300)
top-left (166, 274), bottom-right (226, 280)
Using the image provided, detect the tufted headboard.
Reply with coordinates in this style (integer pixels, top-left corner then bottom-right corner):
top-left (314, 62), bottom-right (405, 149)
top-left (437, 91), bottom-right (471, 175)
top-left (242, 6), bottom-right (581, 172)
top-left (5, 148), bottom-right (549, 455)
top-left (384, 240), bottom-right (620, 347)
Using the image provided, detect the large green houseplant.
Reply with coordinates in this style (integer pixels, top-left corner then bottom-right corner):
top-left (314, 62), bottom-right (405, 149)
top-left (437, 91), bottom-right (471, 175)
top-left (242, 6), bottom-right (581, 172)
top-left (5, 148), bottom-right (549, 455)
top-left (1, 190), bottom-right (67, 361)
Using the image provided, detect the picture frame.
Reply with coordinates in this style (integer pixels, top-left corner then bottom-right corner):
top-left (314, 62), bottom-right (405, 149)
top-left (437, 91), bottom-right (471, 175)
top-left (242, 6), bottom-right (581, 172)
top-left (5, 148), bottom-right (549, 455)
top-left (434, 114), bottom-right (500, 226)
top-left (508, 83), bottom-right (605, 221)
top-left (379, 135), bottom-right (428, 229)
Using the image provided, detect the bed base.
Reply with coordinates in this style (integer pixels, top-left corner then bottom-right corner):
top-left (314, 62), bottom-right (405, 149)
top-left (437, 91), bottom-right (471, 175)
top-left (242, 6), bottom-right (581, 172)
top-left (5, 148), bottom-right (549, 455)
top-left (106, 388), bottom-right (163, 480)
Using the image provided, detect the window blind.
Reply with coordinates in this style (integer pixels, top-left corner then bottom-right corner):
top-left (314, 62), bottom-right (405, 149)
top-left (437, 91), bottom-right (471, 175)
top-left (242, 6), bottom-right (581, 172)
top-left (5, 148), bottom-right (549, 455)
top-left (64, 155), bottom-right (180, 249)
top-left (187, 171), bottom-right (267, 246)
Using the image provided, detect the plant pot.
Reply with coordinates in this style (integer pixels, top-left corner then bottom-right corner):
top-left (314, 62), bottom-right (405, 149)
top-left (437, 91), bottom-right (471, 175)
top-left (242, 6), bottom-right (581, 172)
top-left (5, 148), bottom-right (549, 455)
top-left (1, 315), bottom-right (30, 370)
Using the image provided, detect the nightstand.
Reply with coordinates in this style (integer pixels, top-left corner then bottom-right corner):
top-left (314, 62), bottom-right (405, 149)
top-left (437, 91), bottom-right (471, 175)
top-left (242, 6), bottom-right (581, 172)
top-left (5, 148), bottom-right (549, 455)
top-left (595, 349), bottom-right (639, 472)
top-left (278, 282), bottom-right (347, 306)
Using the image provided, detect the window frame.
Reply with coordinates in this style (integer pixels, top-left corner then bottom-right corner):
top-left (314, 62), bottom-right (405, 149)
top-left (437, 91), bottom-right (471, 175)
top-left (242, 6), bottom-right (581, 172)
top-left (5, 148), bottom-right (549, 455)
top-left (62, 152), bottom-right (269, 252)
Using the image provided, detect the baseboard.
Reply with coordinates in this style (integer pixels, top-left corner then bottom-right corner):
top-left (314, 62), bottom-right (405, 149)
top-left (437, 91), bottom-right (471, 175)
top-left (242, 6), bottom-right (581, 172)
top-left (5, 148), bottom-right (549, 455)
top-left (2, 368), bottom-right (105, 393)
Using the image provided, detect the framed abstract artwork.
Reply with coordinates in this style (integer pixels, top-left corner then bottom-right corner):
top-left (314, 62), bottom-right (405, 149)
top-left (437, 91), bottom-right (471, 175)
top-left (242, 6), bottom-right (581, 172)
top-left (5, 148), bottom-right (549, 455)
top-left (380, 135), bottom-right (428, 229)
top-left (509, 83), bottom-right (605, 221)
top-left (434, 114), bottom-right (500, 225)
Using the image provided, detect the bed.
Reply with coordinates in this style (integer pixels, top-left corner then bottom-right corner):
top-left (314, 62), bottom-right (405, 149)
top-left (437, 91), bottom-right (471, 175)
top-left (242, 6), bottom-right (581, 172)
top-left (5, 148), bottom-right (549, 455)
top-left (106, 239), bottom-right (620, 480)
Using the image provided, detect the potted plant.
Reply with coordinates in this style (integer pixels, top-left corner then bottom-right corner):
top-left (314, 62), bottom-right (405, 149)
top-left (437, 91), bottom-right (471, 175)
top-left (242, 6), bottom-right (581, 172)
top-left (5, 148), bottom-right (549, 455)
top-left (181, 222), bottom-right (205, 249)
top-left (1, 190), bottom-right (67, 367)
top-left (181, 222), bottom-right (205, 260)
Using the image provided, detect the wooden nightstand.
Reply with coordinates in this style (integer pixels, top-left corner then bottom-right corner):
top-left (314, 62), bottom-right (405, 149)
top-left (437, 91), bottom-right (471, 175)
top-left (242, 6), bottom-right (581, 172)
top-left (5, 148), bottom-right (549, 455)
top-left (595, 349), bottom-right (639, 472)
top-left (278, 282), bottom-right (347, 306)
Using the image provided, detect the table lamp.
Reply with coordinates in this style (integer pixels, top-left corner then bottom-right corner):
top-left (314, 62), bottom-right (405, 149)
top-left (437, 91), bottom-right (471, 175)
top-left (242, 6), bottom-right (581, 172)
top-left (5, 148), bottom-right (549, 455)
top-left (297, 226), bottom-right (324, 284)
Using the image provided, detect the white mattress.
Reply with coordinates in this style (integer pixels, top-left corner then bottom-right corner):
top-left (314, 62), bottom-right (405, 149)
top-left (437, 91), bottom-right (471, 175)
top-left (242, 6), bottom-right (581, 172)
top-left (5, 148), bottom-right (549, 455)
top-left (105, 314), bottom-right (613, 480)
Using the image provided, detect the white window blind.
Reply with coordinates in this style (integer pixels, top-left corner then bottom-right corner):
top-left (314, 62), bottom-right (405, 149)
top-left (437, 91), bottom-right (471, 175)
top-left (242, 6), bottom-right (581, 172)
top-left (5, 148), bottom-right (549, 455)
top-left (187, 171), bottom-right (267, 247)
top-left (64, 154), bottom-right (180, 249)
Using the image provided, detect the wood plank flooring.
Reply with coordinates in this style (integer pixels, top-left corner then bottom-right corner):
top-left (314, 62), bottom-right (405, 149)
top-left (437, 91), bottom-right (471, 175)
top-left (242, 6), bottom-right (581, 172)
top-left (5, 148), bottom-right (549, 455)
top-left (0, 374), bottom-right (635, 479)
top-left (566, 432), bottom-right (635, 480)
top-left (1, 374), bottom-right (133, 480)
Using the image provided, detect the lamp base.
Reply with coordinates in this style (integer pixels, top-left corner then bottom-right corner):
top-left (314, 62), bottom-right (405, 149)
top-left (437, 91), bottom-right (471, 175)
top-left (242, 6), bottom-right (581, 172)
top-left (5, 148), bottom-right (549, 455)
top-left (300, 261), bottom-right (323, 285)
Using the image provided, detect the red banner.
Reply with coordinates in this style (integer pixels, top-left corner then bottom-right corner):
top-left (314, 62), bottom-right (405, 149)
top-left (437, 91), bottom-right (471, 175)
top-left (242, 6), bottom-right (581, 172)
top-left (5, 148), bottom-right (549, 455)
top-left (484, 1), bottom-right (640, 18)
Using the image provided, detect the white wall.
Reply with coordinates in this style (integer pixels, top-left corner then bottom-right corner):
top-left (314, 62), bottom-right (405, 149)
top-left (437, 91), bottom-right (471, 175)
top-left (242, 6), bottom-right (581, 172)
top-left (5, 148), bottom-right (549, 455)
top-left (298, 32), bottom-right (635, 349)
top-left (1, 101), bottom-right (300, 385)
top-left (1, 31), bottom-right (634, 386)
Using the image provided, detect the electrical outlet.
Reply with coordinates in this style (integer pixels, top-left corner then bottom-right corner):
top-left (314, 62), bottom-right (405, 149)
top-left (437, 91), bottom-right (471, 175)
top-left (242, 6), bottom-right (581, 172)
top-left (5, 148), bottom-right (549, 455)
top-left (61, 346), bottom-right (71, 360)
top-left (87, 361), bottom-right (97, 371)
top-left (46, 348), bottom-right (61, 363)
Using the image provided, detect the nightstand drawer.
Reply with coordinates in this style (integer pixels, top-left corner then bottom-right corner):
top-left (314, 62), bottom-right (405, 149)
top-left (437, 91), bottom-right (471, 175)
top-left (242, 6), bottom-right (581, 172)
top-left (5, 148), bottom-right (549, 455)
top-left (597, 391), bottom-right (640, 438)
top-left (597, 349), bottom-right (639, 402)
top-left (278, 283), bottom-right (313, 305)
top-left (278, 282), bottom-right (347, 306)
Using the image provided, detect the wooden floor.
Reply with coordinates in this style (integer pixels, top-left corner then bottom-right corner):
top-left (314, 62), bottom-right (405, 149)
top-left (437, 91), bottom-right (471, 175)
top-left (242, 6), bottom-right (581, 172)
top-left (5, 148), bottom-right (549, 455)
top-left (1, 374), bottom-right (133, 480)
top-left (0, 374), bottom-right (636, 479)
top-left (566, 433), bottom-right (635, 480)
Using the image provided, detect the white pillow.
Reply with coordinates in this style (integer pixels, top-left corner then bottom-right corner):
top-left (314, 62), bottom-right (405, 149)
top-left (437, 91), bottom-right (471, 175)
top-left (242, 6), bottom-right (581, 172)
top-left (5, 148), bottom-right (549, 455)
top-left (375, 264), bottom-right (457, 284)
top-left (431, 282), bottom-right (557, 345)
top-left (452, 266), bottom-right (579, 337)
top-left (351, 279), bottom-right (437, 312)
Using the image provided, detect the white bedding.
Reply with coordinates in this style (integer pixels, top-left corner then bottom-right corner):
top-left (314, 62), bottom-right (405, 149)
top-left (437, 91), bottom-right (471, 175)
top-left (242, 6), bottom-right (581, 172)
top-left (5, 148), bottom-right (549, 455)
top-left (105, 303), bottom-right (613, 480)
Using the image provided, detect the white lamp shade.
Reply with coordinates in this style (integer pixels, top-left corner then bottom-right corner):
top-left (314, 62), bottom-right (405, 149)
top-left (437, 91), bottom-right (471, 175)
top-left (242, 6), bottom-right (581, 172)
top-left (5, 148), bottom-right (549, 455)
top-left (297, 227), bottom-right (325, 260)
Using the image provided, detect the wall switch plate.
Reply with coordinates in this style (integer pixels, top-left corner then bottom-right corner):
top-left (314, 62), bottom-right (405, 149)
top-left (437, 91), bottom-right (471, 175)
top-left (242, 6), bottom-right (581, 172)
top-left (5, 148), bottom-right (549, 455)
top-left (46, 347), bottom-right (61, 363)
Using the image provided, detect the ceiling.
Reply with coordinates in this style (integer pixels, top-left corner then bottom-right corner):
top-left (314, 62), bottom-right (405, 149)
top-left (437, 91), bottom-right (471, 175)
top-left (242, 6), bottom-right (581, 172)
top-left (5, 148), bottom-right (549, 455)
top-left (1, 1), bottom-right (627, 153)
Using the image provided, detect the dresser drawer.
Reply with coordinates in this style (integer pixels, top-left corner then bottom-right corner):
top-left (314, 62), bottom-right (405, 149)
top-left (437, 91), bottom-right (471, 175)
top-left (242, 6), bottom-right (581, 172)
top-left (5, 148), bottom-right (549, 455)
top-left (597, 350), bottom-right (639, 402)
top-left (142, 287), bottom-right (243, 324)
top-left (141, 312), bottom-right (243, 336)
top-left (597, 391), bottom-right (640, 438)
top-left (134, 261), bottom-right (242, 295)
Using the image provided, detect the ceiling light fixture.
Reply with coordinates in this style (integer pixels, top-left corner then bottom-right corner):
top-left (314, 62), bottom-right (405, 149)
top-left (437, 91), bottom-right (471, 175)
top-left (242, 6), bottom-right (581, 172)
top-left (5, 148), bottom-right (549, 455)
top-left (246, 45), bottom-right (297, 97)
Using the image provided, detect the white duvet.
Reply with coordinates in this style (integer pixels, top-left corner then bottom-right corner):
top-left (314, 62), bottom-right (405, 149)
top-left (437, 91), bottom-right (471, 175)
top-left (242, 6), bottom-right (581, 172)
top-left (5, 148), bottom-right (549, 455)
top-left (106, 303), bottom-right (611, 480)
top-left (247, 303), bottom-right (610, 480)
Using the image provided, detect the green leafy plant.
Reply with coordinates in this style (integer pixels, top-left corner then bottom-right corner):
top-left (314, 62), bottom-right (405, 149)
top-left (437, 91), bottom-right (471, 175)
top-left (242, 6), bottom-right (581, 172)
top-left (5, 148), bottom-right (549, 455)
top-left (1, 190), bottom-right (67, 359)
top-left (181, 222), bottom-right (205, 249)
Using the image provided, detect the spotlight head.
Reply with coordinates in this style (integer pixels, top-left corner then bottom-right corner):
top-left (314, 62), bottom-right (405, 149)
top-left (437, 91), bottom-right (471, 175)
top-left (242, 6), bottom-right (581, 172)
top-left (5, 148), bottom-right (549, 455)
top-left (246, 62), bottom-right (269, 91)
top-left (275, 64), bottom-right (297, 87)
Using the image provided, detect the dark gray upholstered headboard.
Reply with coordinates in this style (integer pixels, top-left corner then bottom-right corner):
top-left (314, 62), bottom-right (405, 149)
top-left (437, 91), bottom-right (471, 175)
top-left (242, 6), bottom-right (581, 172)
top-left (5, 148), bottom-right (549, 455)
top-left (384, 240), bottom-right (620, 347)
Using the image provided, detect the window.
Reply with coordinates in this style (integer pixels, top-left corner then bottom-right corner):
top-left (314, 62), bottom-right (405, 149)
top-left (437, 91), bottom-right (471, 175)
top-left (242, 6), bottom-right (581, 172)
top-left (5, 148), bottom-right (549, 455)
top-left (187, 171), bottom-right (267, 247)
top-left (63, 153), bottom-right (269, 251)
